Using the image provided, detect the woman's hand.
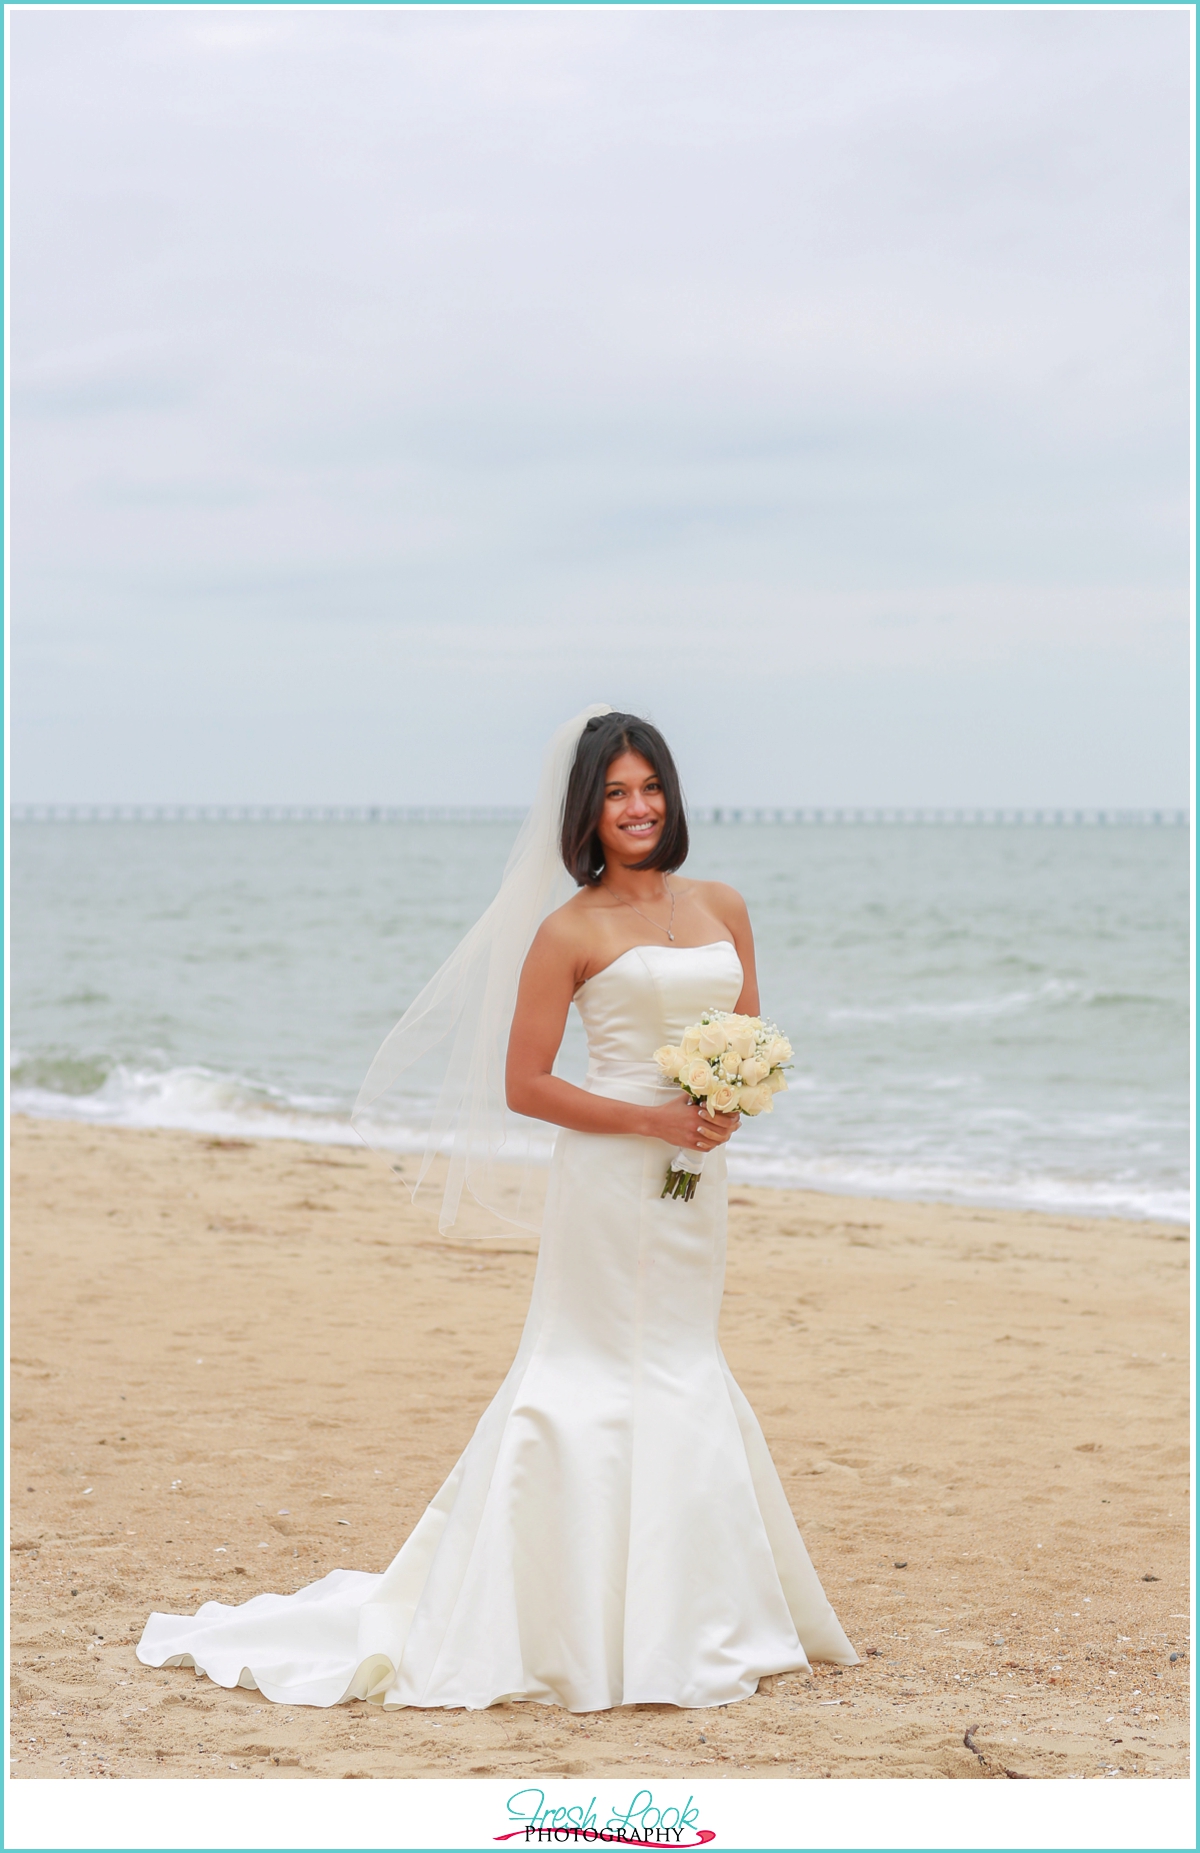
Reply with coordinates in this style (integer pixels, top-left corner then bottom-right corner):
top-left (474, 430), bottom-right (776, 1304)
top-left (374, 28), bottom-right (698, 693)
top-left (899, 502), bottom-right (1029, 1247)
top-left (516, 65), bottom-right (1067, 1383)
top-left (651, 1095), bottom-right (741, 1153)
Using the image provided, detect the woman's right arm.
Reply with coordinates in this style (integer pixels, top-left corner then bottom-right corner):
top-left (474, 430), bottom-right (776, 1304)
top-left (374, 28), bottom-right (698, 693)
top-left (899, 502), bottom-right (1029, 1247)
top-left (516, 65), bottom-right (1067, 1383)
top-left (504, 920), bottom-right (735, 1153)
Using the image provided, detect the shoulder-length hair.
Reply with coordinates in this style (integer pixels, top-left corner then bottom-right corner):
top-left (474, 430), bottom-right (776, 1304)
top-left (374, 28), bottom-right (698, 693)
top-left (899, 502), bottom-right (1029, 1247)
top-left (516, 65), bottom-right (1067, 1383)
top-left (560, 712), bottom-right (689, 887)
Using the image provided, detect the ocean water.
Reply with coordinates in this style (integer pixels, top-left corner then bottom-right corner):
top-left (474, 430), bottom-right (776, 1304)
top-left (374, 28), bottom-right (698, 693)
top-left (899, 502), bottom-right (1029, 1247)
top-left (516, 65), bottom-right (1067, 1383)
top-left (10, 820), bottom-right (1190, 1223)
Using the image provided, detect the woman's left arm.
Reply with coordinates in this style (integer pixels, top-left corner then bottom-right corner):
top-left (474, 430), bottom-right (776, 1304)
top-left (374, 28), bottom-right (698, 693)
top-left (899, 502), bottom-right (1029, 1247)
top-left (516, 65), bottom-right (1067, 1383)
top-left (706, 883), bottom-right (760, 1015)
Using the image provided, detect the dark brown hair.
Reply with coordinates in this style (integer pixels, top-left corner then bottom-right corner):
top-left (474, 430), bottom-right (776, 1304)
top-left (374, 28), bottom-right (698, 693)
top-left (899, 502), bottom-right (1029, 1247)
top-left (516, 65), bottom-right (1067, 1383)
top-left (560, 712), bottom-right (689, 886)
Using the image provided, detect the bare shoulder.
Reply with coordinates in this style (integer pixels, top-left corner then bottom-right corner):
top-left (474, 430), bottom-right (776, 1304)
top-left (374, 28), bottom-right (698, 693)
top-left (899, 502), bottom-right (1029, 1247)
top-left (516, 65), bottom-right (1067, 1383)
top-left (532, 895), bottom-right (588, 952)
top-left (526, 891), bottom-right (603, 968)
top-left (683, 879), bottom-right (751, 929)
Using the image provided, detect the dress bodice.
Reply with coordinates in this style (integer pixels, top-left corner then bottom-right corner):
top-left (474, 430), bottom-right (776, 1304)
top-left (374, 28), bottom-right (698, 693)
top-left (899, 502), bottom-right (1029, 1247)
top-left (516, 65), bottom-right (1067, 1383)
top-left (573, 941), bottom-right (744, 1092)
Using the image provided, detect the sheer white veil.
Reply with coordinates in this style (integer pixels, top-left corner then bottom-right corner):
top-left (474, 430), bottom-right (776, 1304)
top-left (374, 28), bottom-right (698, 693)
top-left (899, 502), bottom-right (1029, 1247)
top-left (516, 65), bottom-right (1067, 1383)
top-left (351, 704), bottom-right (613, 1235)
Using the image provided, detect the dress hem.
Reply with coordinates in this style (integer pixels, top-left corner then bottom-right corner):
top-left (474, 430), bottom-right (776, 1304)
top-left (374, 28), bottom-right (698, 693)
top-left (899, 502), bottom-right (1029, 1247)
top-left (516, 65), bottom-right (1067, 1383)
top-left (135, 1642), bottom-right (832, 1713)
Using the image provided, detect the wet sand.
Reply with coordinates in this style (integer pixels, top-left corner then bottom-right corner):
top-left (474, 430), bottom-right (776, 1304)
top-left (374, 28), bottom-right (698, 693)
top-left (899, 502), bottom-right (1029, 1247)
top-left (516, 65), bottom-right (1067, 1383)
top-left (9, 1115), bottom-right (1190, 1780)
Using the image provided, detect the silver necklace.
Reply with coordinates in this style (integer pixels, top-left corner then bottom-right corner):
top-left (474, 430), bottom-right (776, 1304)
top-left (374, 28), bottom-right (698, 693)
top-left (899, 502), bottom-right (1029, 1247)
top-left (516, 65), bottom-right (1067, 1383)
top-left (614, 877), bottom-right (676, 941)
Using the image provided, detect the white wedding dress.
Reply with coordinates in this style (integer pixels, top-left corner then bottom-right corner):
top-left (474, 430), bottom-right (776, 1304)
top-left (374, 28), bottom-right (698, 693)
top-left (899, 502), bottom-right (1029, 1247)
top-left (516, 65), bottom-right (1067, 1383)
top-left (137, 941), bottom-right (857, 1710)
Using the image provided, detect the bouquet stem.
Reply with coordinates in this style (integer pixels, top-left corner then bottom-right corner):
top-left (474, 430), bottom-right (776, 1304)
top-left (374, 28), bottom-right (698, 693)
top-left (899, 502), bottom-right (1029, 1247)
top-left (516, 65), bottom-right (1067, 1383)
top-left (661, 1167), bottom-right (700, 1201)
top-left (661, 1150), bottom-right (703, 1201)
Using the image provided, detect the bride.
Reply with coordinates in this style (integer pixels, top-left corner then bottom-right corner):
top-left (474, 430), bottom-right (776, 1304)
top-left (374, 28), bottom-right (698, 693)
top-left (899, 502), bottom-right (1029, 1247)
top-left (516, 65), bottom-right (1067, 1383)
top-left (137, 706), bottom-right (857, 1711)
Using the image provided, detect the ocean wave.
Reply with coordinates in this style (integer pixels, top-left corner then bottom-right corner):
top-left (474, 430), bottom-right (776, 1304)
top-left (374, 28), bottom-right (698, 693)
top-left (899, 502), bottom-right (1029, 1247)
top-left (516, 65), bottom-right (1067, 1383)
top-left (826, 979), bottom-right (1089, 1025)
top-left (725, 1145), bottom-right (1190, 1225)
top-left (11, 1062), bottom-right (367, 1148)
top-left (10, 1051), bottom-right (114, 1097)
top-left (11, 1057), bottom-right (1188, 1226)
top-left (8, 1060), bottom-right (563, 1165)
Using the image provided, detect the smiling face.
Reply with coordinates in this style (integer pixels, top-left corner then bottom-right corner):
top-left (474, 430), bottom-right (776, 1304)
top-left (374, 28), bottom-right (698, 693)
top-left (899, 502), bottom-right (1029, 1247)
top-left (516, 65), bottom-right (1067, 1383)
top-left (595, 750), bottom-right (666, 871)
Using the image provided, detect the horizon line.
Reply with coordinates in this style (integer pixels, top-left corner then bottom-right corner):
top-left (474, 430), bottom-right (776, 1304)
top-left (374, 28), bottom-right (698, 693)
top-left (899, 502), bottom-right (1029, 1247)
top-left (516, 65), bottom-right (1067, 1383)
top-left (9, 803), bottom-right (1190, 827)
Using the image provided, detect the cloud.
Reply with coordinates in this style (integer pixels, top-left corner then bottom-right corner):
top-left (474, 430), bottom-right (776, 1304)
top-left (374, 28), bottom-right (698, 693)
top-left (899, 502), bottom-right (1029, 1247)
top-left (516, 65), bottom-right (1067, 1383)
top-left (10, 7), bottom-right (1190, 804)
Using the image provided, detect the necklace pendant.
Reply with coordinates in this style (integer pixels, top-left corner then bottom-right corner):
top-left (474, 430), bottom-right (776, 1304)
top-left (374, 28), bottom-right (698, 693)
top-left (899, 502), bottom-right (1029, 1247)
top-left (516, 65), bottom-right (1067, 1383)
top-left (668, 930), bottom-right (675, 941)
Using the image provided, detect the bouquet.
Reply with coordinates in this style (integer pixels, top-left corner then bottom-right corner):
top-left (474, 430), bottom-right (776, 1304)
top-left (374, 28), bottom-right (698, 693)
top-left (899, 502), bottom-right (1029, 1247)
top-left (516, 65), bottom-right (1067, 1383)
top-left (653, 1010), bottom-right (792, 1200)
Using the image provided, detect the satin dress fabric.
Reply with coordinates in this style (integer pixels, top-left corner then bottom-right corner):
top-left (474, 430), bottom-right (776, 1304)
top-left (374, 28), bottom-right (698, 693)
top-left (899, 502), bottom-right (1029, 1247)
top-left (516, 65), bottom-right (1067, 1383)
top-left (136, 941), bottom-right (857, 1711)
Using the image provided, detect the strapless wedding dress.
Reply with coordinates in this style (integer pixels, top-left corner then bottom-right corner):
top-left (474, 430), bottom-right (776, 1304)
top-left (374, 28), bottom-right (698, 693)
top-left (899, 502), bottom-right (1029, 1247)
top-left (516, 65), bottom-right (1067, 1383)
top-left (137, 941), bottom-right (856, 1711)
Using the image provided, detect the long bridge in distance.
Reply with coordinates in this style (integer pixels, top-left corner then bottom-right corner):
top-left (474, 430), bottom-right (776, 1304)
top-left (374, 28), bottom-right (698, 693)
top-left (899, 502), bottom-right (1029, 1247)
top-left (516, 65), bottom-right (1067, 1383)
top-left (11, 803), bottom-right (1190, 827)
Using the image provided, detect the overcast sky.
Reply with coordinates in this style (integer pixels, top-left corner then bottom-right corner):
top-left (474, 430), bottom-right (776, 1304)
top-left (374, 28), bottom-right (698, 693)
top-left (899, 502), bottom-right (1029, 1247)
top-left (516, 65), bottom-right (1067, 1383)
top-left (11, 5), bottom-right (1191, 807)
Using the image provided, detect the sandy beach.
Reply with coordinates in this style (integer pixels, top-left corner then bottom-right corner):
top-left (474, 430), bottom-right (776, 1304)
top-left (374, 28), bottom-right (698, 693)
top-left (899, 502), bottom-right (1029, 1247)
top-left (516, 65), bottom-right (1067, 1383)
top-left (9, 1114), bottom-right (1190, 1781)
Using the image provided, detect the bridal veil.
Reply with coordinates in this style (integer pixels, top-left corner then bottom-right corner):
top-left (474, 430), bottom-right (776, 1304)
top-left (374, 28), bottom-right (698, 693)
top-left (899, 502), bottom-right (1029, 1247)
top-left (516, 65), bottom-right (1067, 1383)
top-left (352, 704), bottom-right (612, 1234)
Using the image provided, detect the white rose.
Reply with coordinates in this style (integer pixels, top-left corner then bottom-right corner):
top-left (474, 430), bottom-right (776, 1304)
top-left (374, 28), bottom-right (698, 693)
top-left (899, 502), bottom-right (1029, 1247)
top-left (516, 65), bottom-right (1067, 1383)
top-left (697, 1021), bottom-right (729, 1058)
top-left (654, 1045), bottom-right (684, 1079)
top-left (763, 1036), bottom-right (793, 1067)
top-left (739, 1057), bottom-right (769, 1088)
top-left (725, 1023), bottom-right (757, 1060)
top-left (719, 1051), bottom-right (742, 1080)
top-left (765, 1068), bottom-right (788, 1094)
top-left (680, 1026), bottom-right (702, 1056)
top-left (706, 1082), bottom-right (738, 1115)
top-left (737, 1083), bottom-right (774, 1115)
top-left (683, 1058), bottom-right (716, 1096)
